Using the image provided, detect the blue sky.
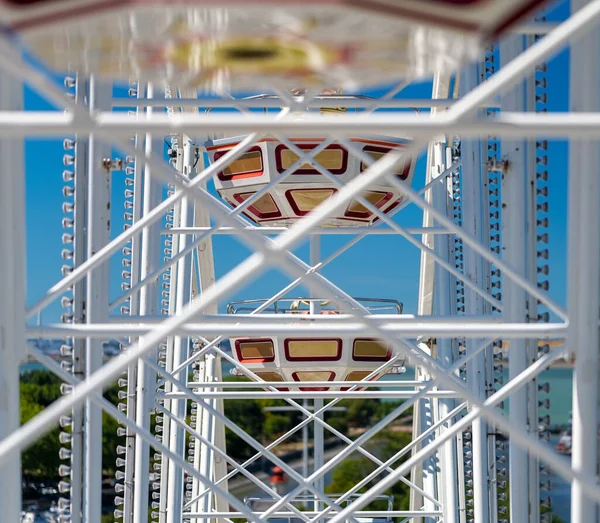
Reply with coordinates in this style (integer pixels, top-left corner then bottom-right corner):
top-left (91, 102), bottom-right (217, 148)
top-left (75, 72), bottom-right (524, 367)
top-left (23, 0), bottom-right (570, 324)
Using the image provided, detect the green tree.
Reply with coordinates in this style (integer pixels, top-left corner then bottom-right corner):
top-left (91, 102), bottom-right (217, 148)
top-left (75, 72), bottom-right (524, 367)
top-left (21, 394), bottom-right (62, 479)
top-left (340, 398), bottom-right (381, 427)
top-left (326, 430), bottom-right (412, 512)
top-left (20, 371), bottom-right (63, 479)
top-left (224, 399), bottom-right (265, 460)
top-left (264, 414), bottom-right (293, 438)
top-left (326, 415), bottom-right (349, 435)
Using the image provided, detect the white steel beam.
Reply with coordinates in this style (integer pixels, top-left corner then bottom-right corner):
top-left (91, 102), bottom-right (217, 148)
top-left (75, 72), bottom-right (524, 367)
top-left (433, 143), bottom-right (459, 523)
top-left (524, 29), bottom-right (542, 523)
top-left (182, 511), bottom-right (442, 519)
top-left (112, 96), bottom-right (483, 109)
top-left (68, 74), bottom-right (89, 523)
top-left (413, 67), bottom-right (452, 521)
top-left (165, 135), bottom-right (195, 523)
top-left (16, 110), bottom-right (600, 138)
top-left (569, 1), bottom-right (600, 520)
top-left (0, 43), bottom-right (24, 523)
top-left (5, 16), bottom-right (600, 506)
top-left (186, 96), bottom-right (230, 517)
top-left (133, 83), bottom-right (164, 523)
top-left (84, 76), bottom-right (112, 523)
top-left (122, 81), bottom-right (146, 523)
top-left (310, 236), bottom-right (325, 517)
top-left (500, 33), bottom-right (530, 523)
top-left (25, 320), bottom-right (568, 338)
top-left (460, 62), bottom-right (490, 523)
top-left (197, 354), bottom-right (217, 523)
top-left (166, 226), bottom-right (450, 235)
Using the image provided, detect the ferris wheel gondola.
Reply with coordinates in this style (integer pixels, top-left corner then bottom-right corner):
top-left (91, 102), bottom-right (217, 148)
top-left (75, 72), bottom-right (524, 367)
top-left (226, 298), bottom-right (404, 391)
top-left (2, 0), bottom-right (548, 91)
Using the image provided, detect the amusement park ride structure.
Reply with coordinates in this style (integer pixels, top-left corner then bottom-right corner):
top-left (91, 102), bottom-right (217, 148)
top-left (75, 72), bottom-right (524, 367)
top-left (1, 1), bottom-right (600, 523)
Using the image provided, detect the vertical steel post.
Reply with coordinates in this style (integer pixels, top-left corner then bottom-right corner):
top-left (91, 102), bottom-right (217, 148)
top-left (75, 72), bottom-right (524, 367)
top-left (500, 33), bottom-right (529, 523)
top-left (166, 135), bottom-right (194, 523)
top-left (418, 373), bottom-right (437, 523)
top-left (158, 88), bottom-right (180, 523)
top-left (414, 71), bottom-right (452, 522)
top-left (123, 82), bottom-right (146, 523)
top-left (460, 63), bottom-right (490, 523)
top-left (569, 1), bottom-right (600, 520)
top-left (133, 83), bottom-right (163, 523)
top-left (69, 75), bottom-right (89, 523)
top-left (188, 133), bottom-right (227, 518)
top-left (0, 47), bottom-right (24, 523)
top-left (191, 357), bottom-right (206, 516)
top-left (433, 141), bottom-right (458, 523)
top-left (212, 357), bottom-right (229, 520)
top-left (199, 354), bottom-right (217, 523)
top-left (524, 37), bottom-right (541, 523)
top-left (310, 235), bottom-right (324, 514)
top-left (302, 399), bottom-right (309, 480)
top-left (85, 76), bottom-right (111, 523)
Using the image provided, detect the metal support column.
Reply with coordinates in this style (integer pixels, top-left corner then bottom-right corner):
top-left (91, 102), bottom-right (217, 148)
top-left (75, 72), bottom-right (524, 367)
top-left (199, 353), bottom-right (217, 523)
top-left (85, 76), bottom-right (112, 523)
top-left (67, 75), bottom-right (89, 523)
top-left (166, 135), bottom-right (194, 523)
top-left (133, 83), bottom-right (163, 523)
top-left (460, 63), bottom-right (490, 523)
top-left (123, 82), bottom-right (146, 523)
top-left (302, 399), bottom-right (309, 480)
top-left (413, 70), bottom-right (452, 522)
top-left (524, 36), bottom-right (541, 522)
top-left (310, 235), bottom-right (324, 515)
top-left (569, 1), bottom-right (600, 520)
top-left (0, 48), bottom-right (24, 523)
top-left (433, 141), bottom-right (458, 523)
top-left (500, 34), bottom-right (530, 523)
top-left (189, 132), bottom-right (228, 516)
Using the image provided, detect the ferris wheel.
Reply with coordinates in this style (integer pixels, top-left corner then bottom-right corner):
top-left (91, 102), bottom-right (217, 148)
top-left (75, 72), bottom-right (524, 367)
top-left (0, 1), bottom-right (599, 523)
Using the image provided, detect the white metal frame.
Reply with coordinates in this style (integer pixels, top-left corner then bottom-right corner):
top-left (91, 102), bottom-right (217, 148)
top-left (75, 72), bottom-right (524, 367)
top-left (2, 3), bottom-right (600, 523)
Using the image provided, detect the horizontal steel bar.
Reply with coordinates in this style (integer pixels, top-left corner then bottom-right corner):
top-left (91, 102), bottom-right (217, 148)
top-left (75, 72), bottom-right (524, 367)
top-left (182, 512), bottom-right (442, 518)
top-left (187, 381), bottom-right (426, 388)
top-left (112, 96), bottom-right (464, 109)
top-left (26, 321), bottom-right (567, 338)
top-left (262, 406), bottom-right (348, 411)
top-left (111, 314), bottom-right (504, 323)
top-left (165, 226), bottom-right (450, 235)
top-left (5, 112), bottom-right (600, 138)
top-left (158, 390), bottom-right (461, 399)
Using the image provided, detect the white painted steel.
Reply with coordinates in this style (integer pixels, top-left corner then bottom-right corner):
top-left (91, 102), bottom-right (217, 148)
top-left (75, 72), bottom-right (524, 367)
top-left (24, 320), bottom-right (568, 337)
top-left (84, 76), bottom-right (112, 523)
top-left (133, 83), bottom-right (164, 523)
top-left (460, 62), bottom-right (490, 523)
top-left (68, 74), bottom-right (89, 523)
top-left (0, 46), bottom-right (24, 523)
top-left (122, 81), bottom-right (146, 523)
top-left (20, 111), bottom-right (600, 138)
top-left (4, 4), bottom-right (600, 523)
top-left (500, 33), bottom-right (530, 523)
top-left (433, 142), bottom-right (458, 523)
top-left (569, 2), bottom-right (600, 521)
